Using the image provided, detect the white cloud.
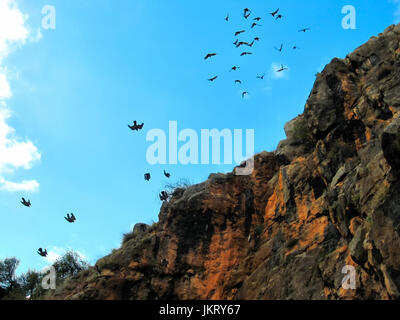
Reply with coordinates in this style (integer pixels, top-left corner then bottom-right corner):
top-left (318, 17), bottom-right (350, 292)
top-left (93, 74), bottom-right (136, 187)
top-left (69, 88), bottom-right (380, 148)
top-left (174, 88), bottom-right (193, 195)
top-left (0, 0), bottom-right (41, 192)
top-left (0, 177), bottom-right (39, 192)
top-left (43, 246), bottom-right (89, 265)
top-left (0, 0), bottom-right (29, 62)
top-left (0, 108), bottom-right (41, 173)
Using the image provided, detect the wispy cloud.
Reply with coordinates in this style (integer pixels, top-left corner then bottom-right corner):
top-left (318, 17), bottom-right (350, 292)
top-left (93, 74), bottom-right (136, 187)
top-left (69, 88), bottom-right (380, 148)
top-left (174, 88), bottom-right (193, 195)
top-left (42, 246), bottom-right (89, 266)
top-left (0, 177), bottom-right (39, 192)
top-left (270, 63), bottom-right (289, 80)
top-left (0, 0), bottom-right (41, 192)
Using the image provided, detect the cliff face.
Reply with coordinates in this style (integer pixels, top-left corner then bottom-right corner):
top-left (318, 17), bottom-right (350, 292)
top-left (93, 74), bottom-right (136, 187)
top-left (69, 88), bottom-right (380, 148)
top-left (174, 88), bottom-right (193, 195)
top-left (53, 24), bottom-right (400, 300)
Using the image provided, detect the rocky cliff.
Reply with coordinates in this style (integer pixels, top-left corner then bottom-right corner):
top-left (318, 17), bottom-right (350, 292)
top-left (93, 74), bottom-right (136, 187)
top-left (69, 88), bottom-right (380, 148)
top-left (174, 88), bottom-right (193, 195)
top-left (51, 24), bottom-right (400, 300)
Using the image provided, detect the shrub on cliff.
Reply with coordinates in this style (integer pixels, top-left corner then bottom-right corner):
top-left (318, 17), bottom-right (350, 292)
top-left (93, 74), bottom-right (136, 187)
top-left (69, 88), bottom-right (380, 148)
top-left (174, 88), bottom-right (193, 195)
top-left (53, 251), bottom-right (89, 280)
top-left (292, 117), bottom-right (314, 145)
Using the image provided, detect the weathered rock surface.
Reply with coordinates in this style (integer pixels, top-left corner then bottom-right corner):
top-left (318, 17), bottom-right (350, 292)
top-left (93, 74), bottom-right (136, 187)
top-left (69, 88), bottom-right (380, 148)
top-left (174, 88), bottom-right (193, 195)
top-left (50, 24), bottom-right (400, 300)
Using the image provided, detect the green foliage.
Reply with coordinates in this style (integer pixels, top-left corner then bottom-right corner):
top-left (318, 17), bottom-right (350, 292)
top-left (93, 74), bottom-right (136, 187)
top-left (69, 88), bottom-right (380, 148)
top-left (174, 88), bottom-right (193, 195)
top-left (52, 251), bottom-right (89, 280)
top-left (122, 232), bottom-right (137, 244)
top-left (0, 257), bottom-right (19, 291)
top-left (1, 251), bottom-right (89, 300)
top-left (292, 118), bottom-right (314, 145)
top-left (164, 178), bottom-right (193, 196)
top-left (20, 270), bottom-right (41, 298)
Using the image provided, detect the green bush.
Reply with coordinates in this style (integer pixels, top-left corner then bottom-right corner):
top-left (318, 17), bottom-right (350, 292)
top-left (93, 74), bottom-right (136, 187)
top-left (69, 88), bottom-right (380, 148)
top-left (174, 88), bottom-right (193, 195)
top-left (292, 118), bottom-right (314, 145)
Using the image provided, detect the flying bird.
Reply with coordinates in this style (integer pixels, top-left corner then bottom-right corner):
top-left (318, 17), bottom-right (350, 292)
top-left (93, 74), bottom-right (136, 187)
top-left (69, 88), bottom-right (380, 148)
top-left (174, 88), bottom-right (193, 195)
top-left (230, 66), bottom-right (240, 72)
top-left (225, 13), bottom-right (229, 22)
top-left (254, 37), bottom-right (260, 41)
top-left (243, 8), bottom-right (251, 19)
top-left (277, 64), bottom-right (288, 72)
top-left (251, 23), bottom-right (262, 29)
top-left (276, 14), bottom-right (283, 20)
top-left (242, 91), bottom-right (250, 98)
top-left (236, 41), bottom-right (251, 48)
top-left (270, 8), bottom-right (279, 17)
top-left (37, 248), bottom-right (48, 257)
top-left (21, 198), bottom-right (31, 207)
top-left (256, 74), bottom-right (265, 80)
top-left (204, 53), bottom-right (216, 60)
top-left (144, 173), bottom-right (151, 181)
top-left (293, 46), bottom-right (299, 50)
top-left (298, 28), bottom-right (310, 32)
top-left (240, 52), bottom-right (252, 56)
top-left (159, 191), bottom-right (169, 201)
top-left (253, 17), bottom-right (262, 21)
top-left (248, 41), bottom-right (255, 47)
top-left (65, 213), bottom-right (76, 223)
top-left (128, 121), bottom-right (144, 131)
top-left (233, 39), bottom-right (239, 46)
top-left (208, 76), bottom-right (218, 82)
top-left (163, 170), bottom-right (171, 178)
top-left (235, 30), bottom-right (245, 36)
top-left (235, 80), bottom-right (242, 84)
top-left (275, 44), bottom-right (283, 52)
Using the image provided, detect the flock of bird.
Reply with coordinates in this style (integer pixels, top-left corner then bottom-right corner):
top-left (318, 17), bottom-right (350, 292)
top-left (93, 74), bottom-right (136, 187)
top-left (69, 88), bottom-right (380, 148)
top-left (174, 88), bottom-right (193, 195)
top-left (19, 7), bottom-right (311, 261)
top-left (21, 121), bottom-right (172, 259)
top-left (20, 198), bottom-right (77, 258)
top-left (129, 121), bottom-right (171, 201)
top-left (204, 8), bottom-right (310, 98)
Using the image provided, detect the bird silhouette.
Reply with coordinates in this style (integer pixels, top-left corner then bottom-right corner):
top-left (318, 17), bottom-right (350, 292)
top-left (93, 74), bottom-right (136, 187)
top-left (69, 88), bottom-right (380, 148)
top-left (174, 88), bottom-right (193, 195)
top-left (144, 173), bottom-right (151, 181)
top-left (163, 170), bottom-right (171, 178)
top-left (254, 37), bottom-right (260, 41)
top-left (253, 17), bottom-right (262, 21)
top-left (256, 74), bottom-right (265, 80)
top-left (248, 41), bottom-right (255, 47)
top-left (159, 191), bottom-right (169, 201)
top-left (276, 14), bottom-right (283, 20)
top-left (37, 248), bottom-right (48, 257)
top-left (251, 23), bottom-right (262, 29)
top-left (270, 8), bottom-right (279, 17)
top-left (204, 53), bottom-right (216, 60)
top-left (240, 52), bottom-right (252, 56)
top-left (277, 64), bottom-right (288, 72)
top-left (225, 13), bottom-right (229, 22)
top-left (243, 8), bottom-right (251, 19)
top-left (233, 39), bottom-right (239, 46)
top-left (236, 41), bottom-right (251, 48)
top-left (235, 30), bottom-right (245, 36)
top-left (230, 66), bottom-right (240, 72)
top-left (275, 44), bottom-right (283, 52)
top-left (128, 121), bottom-right (144, 131)
top-left (242, 91), bottom-right (250, 98)
top-left (65, 213), bottom-right (76, 223)
top-left (298, 28), bottom-right (310, 32)
top-left (21, 198), bottom-right (31, 207)
top-left (208, 76), bottom-right (218, 82)
top-left (235, 80), bottom-right (242, 84)
top-left (293, 46), bottom-right (299, 50)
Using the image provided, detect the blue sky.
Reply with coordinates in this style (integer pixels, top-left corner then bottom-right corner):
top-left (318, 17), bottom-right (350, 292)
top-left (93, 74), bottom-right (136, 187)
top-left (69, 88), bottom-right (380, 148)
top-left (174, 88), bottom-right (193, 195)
top-left (0, 0), bottom-right (399, 274)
